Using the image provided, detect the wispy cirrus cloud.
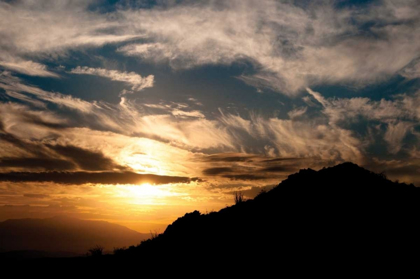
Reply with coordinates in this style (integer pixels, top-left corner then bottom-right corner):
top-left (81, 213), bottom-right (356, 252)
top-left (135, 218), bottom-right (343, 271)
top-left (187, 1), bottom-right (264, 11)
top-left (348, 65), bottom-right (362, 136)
top-left (0, 71), bottom-right (94, 113)
top-left (400, 59), bottom-right (420, 80)
top-left (70, 66), bottom-right (154, 92)
top-left (0, 59), bottom-right (58, 77)
top-left (1, 1), bottom-right (418, 92)
top-left (117, 0), bottom-right (420, 94)
top-left (306, 88), bottom-right (420, 156)
top-left (0, 0), bottom-right (138, 78)
top-left (0, 0), bottom-right (137, 55)
top-left (2, 70), bottom-right (420, 169)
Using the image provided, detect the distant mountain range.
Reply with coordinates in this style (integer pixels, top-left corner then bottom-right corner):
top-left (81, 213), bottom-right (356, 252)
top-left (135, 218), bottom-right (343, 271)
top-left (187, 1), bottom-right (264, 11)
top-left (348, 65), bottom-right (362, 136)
top-left (0, 216), bottom-right (149, 258)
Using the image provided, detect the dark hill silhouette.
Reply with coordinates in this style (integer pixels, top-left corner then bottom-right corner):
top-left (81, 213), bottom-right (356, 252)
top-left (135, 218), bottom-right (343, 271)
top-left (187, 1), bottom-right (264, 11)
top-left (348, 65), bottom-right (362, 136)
top-left (0, 216), bottom-right (148, 257)
top-left (110, 162), bottom-right (420, 267)
top-left (8, 162), bottom-right (420, 272)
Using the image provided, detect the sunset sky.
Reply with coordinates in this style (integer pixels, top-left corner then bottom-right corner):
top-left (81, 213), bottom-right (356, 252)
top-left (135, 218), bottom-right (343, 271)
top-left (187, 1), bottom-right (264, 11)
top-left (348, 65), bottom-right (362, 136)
top-left (0, 0), bottom-right (419, 232)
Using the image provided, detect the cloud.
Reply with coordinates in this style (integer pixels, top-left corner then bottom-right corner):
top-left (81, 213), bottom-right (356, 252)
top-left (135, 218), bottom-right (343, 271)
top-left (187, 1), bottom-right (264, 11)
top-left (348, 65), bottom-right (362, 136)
top-left (363, 157), bottom-right (420, 186)
top-left (400, 59), bottom-right (420, 80)
top-left (261, 157), bottom-right (305, 163)
top-left (171, 109), bottom-right (205, 118)
top-left (0, 59), bottom-right (58, 77)
top-left (0, 104), bottom-right (128, 172)
top-left (0, 157), bottom-right (76, 171)
top-left (0, 0), bottom-right (138, 61)
top-left (45, 144), bottom-right (127, 171)
top-left (1, 0), bottom-right (420, 229)
top-left (0, 75), bottom-right (361, 161)
top-left (221, 174), bottom-right (267, 181)
top-left (307, 88), bottom-right (420, 154)
top-left (201, 153), bottom-right (256, 163)
top-left (200, 153), bottom-right (318, 182)
top-left (1, 71), bottom-right (420, 185)
top-left (0, 71), bottom-right (94, 113)
top-left (118, 0), bottom-right (420, 94)
top-left (202, 167), bottom-right (235, 176)
top-left (288, 107), bottom-right (307, 119)
top-left (23, 194), bottom-right (50, 199)
top-left (70, 66), bottom-right (154, 92)
top-left (306, 87), bottom-right (413, 124)
top-left (260, 166), bottom-right (292, 173)
top-left (384, 122), bottom-right (413, 154)
top-left (0, 1), bottom-right (418, 95)
top-left (0, 171), bottom-right (193, 185)
top-left (0, 101), bottom-right (68, 132)
top-left (218, 111), bottom-right (363, 162)
top-left (5, 91), bottom-right (47, 108)
top-left (0, 132), bottom-right (127, 172)
top-left (142, 101), bottom-right (205, 119)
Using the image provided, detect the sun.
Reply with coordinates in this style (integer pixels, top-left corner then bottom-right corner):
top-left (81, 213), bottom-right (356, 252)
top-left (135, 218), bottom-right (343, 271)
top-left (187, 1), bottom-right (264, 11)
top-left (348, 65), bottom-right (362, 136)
top-left (129, 183), bottom-right (168, 198)
top-left (114, 183), bottom-right (178, 205)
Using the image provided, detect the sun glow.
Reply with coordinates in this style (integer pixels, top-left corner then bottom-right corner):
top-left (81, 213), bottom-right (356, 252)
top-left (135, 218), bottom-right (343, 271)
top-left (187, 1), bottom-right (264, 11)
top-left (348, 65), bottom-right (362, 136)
top-left (115, 183), bottom-right (179, 205)
top-left (129, 183), bottom-right (169, 197)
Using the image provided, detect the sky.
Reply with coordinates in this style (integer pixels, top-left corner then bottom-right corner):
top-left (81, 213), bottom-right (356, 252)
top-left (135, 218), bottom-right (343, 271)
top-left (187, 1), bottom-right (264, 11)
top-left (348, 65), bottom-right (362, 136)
top-left (0, 0), bottom-right (419, 232)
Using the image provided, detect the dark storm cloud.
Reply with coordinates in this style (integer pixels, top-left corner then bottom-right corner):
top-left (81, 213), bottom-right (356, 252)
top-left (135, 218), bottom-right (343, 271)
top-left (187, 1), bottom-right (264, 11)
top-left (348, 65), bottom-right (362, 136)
top-left (0, 171), bottom-right (193, 185)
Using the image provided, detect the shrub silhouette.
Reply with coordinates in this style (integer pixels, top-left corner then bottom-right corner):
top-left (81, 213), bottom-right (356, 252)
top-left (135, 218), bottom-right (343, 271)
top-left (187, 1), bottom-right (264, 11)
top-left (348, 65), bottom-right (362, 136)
top-left (88, 245), bottom-right (104, 257)
top-left (149, 230), bottom-right (160, 240)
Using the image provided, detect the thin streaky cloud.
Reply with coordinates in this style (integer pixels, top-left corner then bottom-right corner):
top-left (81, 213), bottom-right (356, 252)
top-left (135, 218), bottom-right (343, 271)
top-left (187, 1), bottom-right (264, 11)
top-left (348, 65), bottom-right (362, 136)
top-left (0, 171), bottom-right (193, 185)
top-left (117, 0), bottom-right (420, 94)
top-left (0, 60), bottom-right (58, 78)
top-left (70, 66), bottom-right (154, 92)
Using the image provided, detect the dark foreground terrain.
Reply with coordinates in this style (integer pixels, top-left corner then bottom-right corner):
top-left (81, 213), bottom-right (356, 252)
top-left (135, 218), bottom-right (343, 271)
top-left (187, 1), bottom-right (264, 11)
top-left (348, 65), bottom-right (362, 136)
top-left (6, 163), bottom-right (420, 271)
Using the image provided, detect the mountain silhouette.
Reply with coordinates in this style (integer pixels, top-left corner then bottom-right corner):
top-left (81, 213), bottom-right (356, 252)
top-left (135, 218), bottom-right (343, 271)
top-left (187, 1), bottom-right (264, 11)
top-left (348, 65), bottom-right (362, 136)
top-left (0, 215), bottom-right (148, 258)
top-left (110, 162), bottom-right (420, 267)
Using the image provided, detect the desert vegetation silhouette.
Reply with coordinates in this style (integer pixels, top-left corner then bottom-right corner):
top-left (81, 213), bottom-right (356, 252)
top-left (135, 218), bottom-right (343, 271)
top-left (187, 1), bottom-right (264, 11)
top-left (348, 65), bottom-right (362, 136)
top-left (87, 245), bottom-right (104, 257)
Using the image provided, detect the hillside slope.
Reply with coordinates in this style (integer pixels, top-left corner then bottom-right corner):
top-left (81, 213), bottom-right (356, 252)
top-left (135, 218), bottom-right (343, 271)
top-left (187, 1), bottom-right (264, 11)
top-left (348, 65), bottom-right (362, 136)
top-left (115, 162), bottom-right (420, 264)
